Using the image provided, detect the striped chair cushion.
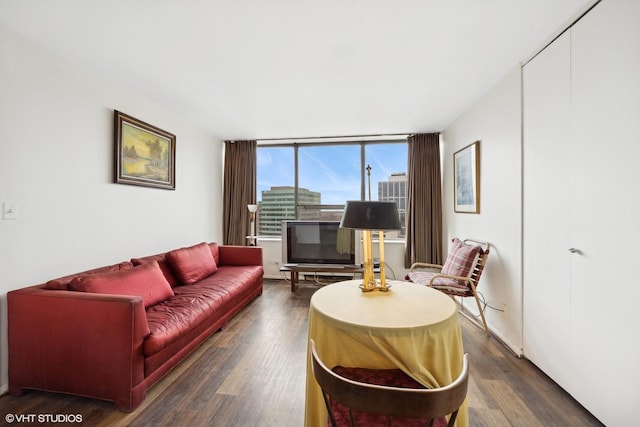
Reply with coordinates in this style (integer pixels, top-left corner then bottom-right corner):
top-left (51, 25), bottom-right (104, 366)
top-left (405, 271), bottom-right (473, 296)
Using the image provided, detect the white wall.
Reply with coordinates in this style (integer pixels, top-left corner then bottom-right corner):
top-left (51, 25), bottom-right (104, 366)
top-left (441, 67), bottom-right (523, 353)
top-left (0, 26), bottom-right (223, 392)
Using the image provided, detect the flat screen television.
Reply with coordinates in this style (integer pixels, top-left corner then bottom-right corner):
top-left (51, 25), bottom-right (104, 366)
top-left (282, 221), bottom-right (356, 265)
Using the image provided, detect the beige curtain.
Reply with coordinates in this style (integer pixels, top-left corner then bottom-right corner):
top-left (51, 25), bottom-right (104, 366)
top-left (223, 140), bottom-right (257, 245)
top-left (404, 133), bottom-right (443, 267)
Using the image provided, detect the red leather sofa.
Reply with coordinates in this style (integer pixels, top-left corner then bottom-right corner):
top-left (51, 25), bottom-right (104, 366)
top-left (7, 242), bottom-right (263, 411)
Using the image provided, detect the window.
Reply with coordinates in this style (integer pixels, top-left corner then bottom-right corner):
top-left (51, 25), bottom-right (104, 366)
top-left (256, 147), bottom-right (294, 236)
top-left (257, 140), bottom-right (408, 238)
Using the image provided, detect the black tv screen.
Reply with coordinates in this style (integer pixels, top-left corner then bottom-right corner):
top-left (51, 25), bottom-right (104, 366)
top-left (282, 221), bottom-right (355, 265)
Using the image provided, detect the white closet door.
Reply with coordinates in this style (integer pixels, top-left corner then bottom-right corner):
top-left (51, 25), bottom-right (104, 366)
top-left (523, 1), bottom-right (640, 425)
top-left (568, 0), bottom-right (640, 423)
top-left (522, 30), bottom-right (573, 388)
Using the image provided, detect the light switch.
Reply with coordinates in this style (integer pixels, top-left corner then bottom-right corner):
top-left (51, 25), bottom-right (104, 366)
top-left (3, 202), bottom-right (18, 220)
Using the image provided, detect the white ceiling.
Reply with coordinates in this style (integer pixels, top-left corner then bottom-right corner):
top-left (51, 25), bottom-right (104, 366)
top-left (0, 0), bottom-right (595, 141)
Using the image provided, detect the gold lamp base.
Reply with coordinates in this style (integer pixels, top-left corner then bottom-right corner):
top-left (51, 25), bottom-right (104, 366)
top-left (358, 230), bottom-right (391, 293)
top-left (359, 283), bottom-right (392, 292)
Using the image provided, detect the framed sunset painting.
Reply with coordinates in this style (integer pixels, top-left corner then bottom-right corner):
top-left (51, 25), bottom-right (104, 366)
top-left (114, 111), bottom-right (176, 190)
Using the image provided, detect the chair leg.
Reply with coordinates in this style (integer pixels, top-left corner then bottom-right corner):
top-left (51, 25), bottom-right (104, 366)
top-left (469, 282), bottom-right (490, 336)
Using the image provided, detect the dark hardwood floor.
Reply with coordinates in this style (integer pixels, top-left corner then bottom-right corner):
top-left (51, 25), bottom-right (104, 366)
top-left (0, 279), bottom-right (603, 426)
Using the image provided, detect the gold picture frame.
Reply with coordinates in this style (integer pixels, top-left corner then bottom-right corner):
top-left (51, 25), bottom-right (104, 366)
top-left (114, 111), bottom-right (176, 190)
top-left (453, 141), bottom-right (480, 213)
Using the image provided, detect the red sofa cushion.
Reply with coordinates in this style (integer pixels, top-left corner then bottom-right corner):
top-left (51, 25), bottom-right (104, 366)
top-left (69, 261), bottom-right (174, 308)
top-left (166, 242), bottom-right (218, 285)
top-left (144, 283), bottom-right (232, 356)
top-left (144, 265), bottom-right (263, 356)
top-left (45, 261), bottom-right (134, 290)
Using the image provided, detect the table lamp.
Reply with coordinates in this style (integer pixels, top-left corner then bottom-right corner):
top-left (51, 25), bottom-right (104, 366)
top-left (339, 200), bottom-right (401, 292)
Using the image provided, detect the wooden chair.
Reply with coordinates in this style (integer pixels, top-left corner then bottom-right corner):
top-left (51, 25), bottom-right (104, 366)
top-left (310, 339), bottom-right (470, 427)
top-left (406, 238), bottom-right (491, 336)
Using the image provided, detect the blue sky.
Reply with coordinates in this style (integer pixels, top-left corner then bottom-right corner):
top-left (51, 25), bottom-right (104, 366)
top-left (257, 143), bottom-right (407, 204)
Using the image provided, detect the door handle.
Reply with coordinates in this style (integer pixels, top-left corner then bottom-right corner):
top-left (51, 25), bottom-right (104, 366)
top-left (568, 248), bottom-right (581, 254)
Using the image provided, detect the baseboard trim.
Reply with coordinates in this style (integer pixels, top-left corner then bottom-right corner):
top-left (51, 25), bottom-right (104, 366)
top-left (458, 305), bottom-right (523, 358)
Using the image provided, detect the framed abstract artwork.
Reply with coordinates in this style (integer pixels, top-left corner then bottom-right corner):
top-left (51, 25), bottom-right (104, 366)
top-left (453, 141), bottom-right (479, 213)
top-left (114, 111), bottom-right (176, 190)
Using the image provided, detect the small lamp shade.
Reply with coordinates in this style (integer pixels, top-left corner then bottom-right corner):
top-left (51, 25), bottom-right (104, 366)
top-left (339, 201), bottom-right (401, 231)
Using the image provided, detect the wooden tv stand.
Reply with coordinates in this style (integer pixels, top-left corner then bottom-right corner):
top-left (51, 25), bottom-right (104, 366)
top-left (279, 264), bottom-right (364, 292)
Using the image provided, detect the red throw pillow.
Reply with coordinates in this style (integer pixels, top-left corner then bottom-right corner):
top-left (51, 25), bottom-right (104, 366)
top-left (208, 242), bottom-right (220, 265)
top-left (166, 242), bottom-right (218, 285)
top-left (45, 261), bottom-right (134, 290)
top-left (69, 261), bottom-right (174, 308)
top-left (131, 254), bottom-right (179, 287)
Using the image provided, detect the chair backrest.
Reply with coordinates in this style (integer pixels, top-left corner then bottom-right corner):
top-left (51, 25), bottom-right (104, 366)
top-left (463, 238), bottom-right (490, 287)
top-left (310, 339), bottom-right (470, 427)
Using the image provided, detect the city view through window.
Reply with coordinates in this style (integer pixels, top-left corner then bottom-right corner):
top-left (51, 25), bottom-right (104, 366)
top-left (256, 142), bottom-right (408, 238)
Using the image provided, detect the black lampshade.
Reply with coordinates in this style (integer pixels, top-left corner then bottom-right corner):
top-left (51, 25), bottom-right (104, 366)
top-left (339, 201), bottom-right (401, 231)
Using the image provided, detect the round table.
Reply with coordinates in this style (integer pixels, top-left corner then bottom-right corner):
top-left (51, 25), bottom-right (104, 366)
top-left (304, 279), bottom-right (468, 427)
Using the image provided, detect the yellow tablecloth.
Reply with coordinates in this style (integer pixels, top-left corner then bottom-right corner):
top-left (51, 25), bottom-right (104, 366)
top-left (304, 280), bottom-right (468, 427)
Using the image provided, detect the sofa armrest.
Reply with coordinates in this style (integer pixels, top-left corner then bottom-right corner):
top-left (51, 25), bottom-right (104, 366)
top-left (8, 286), bottom-right (149, 410)
top-left (218, 245), bottom-right (263, 266)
